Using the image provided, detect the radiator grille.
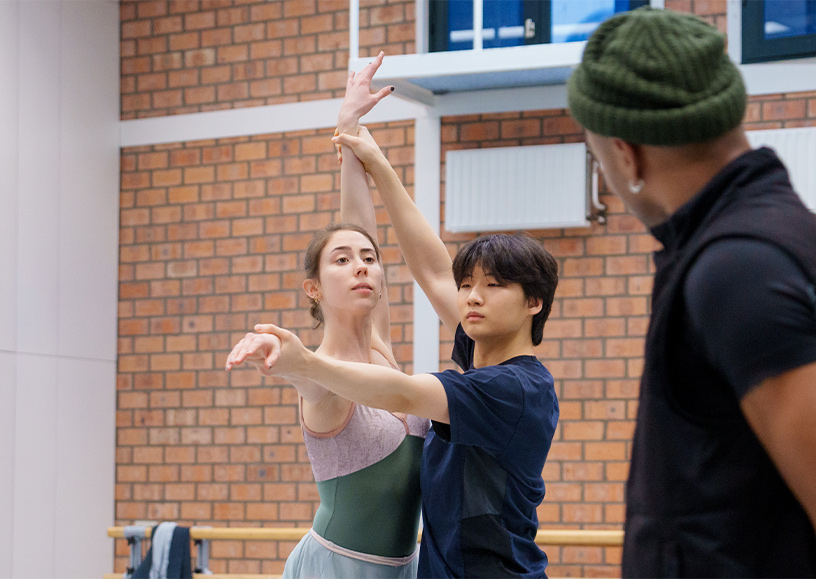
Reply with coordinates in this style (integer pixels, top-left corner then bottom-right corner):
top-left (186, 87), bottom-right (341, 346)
top-left (444, 143), bottom-right (588, 232)
top-left (747, 127), bottom-right (816, 211)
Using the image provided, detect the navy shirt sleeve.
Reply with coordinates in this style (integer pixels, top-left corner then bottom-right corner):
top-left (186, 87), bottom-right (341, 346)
top-left (435, 326), bottom-right (525, 454)
top-left (434, 366), bottom-right (525, 455)
top-left (684, 238), bottom-right (816, 399)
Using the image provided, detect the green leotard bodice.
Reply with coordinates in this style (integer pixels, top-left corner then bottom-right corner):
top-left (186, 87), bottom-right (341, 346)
top-left (313, 435), bottom-right (424, 558)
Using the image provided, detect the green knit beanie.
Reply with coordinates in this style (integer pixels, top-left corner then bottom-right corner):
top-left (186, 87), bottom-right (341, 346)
top-left (567, 7), bottom-right (747, 146)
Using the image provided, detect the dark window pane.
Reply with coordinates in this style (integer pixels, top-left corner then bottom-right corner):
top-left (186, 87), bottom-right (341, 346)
top-left (764, 0), bottom-right (816, 39)
top-left (445, 0), bottom-right (526, 51)
top-left (742, 0), bottom-right (816, 63)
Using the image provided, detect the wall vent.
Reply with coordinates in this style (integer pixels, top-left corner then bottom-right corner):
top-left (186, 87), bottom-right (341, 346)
top-left (746, 127), bottom-right (816, 211)
top-left (444, 143), bottom-right (589, 232)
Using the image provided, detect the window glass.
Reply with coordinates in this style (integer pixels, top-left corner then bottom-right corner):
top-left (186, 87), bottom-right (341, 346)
top-left (552, 0), bottom-right (624, 43)
top-left (430, 0), bottom-right (647, 52)
top-left (763, 0), bottom-right (816, 40)
top-left (446, 0), bottom-right (525, 50)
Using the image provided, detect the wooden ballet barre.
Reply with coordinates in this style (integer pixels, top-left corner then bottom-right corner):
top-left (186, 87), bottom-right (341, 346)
top-left (108, 526), bottom-right (307, 542)
top-left (108, 526), bottom-right (623, 546)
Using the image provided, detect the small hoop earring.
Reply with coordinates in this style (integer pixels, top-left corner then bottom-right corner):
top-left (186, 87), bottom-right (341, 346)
top-left (312, 296), bottom-right (320, 305)
top-left (628, 179), bottom-right (644, 194)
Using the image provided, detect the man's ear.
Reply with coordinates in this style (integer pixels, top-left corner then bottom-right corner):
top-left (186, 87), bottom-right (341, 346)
top-left (612, 138), bottom-right (644, 183)
top-left (303, 278), bottom-right (320, 300)
top-left (527, 296), bottom-right (543, 316)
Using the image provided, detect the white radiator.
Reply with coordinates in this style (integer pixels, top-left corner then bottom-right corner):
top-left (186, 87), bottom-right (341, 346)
top-left (444, 143), bottom-right (589, 232)
top-left (746, 127), bottom-right (816, 211)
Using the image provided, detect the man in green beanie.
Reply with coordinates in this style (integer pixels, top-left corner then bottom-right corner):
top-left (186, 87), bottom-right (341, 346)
top-left (568, 7), bottom-right (816, 577)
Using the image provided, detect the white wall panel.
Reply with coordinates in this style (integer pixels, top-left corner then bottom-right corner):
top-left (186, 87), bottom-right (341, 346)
top-left (17, 1), bottom-right (61, 355)
top-left (0, 2), bottom-right (20, 352)
top-left (13, 354), bottom-right (58, 578)
top-left (55, 358), bottom-right (116, 578)
top-left (0, 352), bottom-right (16, 579)
top-left (3, 1), bottom-right (120, 576)
top-left (58, 0), bottom-right (120, 361)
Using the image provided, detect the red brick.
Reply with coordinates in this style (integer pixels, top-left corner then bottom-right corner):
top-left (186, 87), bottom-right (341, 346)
top-left (215, 465), bottom-right (247, 482)
top-left (283, 74), bottom-right (317, 94)
top-left (250, 2), bottom-right (282, 21)
top-left (137, 37), bottom-right (168, 55)
top-left (234, 181), bottom-right (265, 198)
top-left (198, 446), bottom-right (229, 462)
top-left (317, 70), bottom-right (347, 91)
top-left (692, 0), bottom-right (727, 16)
top-left (283, 0), bottom-right (316, 18)
top-left (184, 85), bottom-right (216, 105)
top-left (762, 99), bottom-right (807, 121)
top-left (201, 28), bottom-right (233, 48)
top-left (184, 11), bottom-right (216, 31)
top-left (180, 465), bottom-right (212, 482)
top-left (543, 115), bottom-right (582, 136)
top-left (122, 20), bottom-right (152, 40)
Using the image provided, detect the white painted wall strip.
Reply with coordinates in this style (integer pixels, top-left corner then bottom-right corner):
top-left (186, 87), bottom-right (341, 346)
top-left (413, 114), bottom-right (442, 373)
top-left (473, 0), bottom-right (483, 51)
top-left (120, 96), bottom-right (427, 147)
top-left (415, 0), bottom-right (428, 54)
top-left (738, 62), bottom-right (816, 96)
top-left (120, 85), bottom-right (567, 148)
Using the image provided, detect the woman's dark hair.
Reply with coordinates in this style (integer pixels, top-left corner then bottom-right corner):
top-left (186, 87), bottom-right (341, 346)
top-left (451, 233), bottom-right (558, 346)
top-left (303, 223), bottom-right (382, 327)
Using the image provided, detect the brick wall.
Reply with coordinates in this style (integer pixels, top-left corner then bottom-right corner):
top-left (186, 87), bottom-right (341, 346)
top-left (120, 0), bottom-right (415, 119)
top-left (115, 0), bottom-right (816, 576)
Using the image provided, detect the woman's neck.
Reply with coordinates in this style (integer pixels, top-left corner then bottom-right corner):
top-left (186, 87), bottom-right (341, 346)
top-left (316, 312), bottom-right (373, 364)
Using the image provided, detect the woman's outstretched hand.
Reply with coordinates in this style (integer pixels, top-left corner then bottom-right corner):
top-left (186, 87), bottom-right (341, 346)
top-left (337, 51), bottom-right (394, 135)
top-left (225, 324), bottom-right (307, 377)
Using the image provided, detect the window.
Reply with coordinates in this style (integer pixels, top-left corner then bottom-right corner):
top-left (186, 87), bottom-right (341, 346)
top-left (429, 0), bottom-right (648, 53)
top-left (741, 0), bottom-right (816, 63)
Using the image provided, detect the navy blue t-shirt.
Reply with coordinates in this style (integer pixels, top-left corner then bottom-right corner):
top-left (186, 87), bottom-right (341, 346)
top-left (418, 325), bottom-right (559, 578)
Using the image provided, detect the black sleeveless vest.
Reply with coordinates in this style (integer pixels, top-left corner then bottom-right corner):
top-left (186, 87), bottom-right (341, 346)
top-left (622, 148), bottom-right (816, 577)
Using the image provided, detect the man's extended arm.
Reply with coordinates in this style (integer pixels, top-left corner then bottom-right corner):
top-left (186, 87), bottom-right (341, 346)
top-left (740, 360), bottom-right (816, 531)
top-left (228, 323), bottom-right (450, 423)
